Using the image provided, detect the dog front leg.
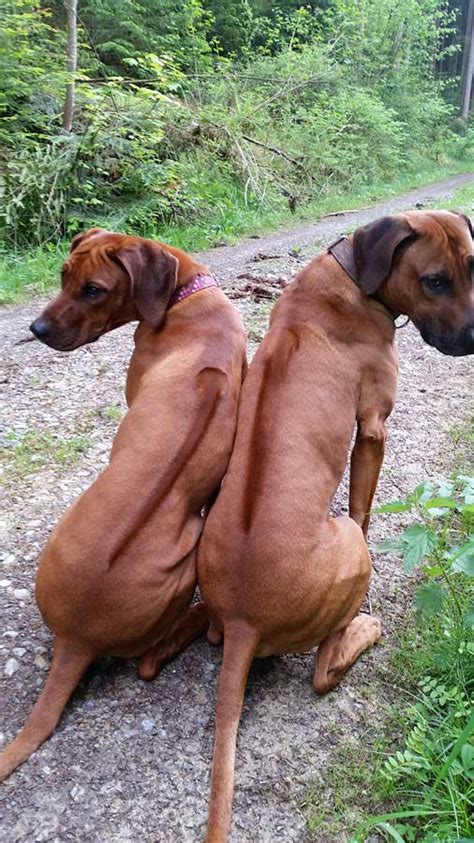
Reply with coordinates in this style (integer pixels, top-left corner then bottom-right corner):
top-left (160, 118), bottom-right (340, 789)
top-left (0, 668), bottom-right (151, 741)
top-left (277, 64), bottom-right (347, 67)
top-left (349, 415), bottom-right (387, 538)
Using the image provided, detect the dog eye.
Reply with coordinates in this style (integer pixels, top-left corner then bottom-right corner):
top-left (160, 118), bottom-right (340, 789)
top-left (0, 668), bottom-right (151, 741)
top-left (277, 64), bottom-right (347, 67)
top-left (82, 284), bottom-right (105, 300)
top-left (421, 275), bottom-right (451, 295)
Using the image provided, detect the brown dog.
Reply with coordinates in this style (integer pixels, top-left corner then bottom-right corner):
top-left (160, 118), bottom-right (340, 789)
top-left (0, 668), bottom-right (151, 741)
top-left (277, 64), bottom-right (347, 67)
top-left (197, 210), bottom-right (473, 841)
top-left (0, 228), bottom-right (246, 781)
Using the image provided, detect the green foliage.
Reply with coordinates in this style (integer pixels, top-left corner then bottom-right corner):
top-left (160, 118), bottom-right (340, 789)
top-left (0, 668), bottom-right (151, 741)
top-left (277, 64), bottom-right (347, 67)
top-left (359, 475), bottom-right (474, 842)
top-left (0, 0), bottom-right (471, 253)
top-left (0, 0), bottom-right (472, 248)
top-left (0, 157), bottom-right (470, 304)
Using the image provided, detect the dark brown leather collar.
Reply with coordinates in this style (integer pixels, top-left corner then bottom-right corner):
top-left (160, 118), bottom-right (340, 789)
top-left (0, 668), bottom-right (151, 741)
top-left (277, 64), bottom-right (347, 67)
top-left (327, 235), bottom-right (398, 323)
top-left (327, 236), bottom-right (358, 285)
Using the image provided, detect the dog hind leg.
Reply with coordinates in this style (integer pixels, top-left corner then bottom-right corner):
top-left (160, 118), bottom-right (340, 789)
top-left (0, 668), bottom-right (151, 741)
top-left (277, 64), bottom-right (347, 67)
top-left (138, 601), bottom-right (209, 681)
top-left (313, 614), bottom-right (382, 695)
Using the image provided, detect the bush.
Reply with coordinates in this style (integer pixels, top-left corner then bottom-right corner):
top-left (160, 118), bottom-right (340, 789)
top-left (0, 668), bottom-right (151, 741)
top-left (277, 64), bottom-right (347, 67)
top-left (0, 0), bottom-right (470, 249)
top-left (357, 476), bottom-right (474, 842)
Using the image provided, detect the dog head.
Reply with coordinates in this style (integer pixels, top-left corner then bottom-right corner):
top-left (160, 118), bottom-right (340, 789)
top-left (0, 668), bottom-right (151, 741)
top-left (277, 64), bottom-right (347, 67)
top-left (29, 228), bottom-right (178, 351)
top-left (353, 210), bottom-right (473, 356)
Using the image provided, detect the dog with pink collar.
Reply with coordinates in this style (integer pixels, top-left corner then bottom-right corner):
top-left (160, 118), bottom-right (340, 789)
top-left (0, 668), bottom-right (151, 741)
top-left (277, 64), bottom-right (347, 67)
top-left (0, 227), bottom-right (247, 781)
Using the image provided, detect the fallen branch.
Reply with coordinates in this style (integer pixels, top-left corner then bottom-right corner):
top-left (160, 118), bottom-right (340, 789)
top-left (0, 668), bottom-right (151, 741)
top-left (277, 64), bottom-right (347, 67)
top-left (323, 205), bottom-right (371, 218)
top-left (241, 134), bottom-right (311, 180)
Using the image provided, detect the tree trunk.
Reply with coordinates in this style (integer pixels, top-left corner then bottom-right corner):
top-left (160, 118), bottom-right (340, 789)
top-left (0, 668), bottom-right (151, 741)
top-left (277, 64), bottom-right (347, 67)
top-left (62, 0), bottom-right (77, 133)
top-left (460, 0), bottom-right (474, 121)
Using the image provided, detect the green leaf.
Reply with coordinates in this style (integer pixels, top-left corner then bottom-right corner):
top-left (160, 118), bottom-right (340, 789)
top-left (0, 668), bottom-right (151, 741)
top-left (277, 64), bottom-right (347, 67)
top-left (378, 823), bottom-right (406, 843)
top-left (451, 539), bottom-right (474, 576)
top-left (402, 525), bottom-right (437, 571)
top-left (438, 478), bottom-right (454, 497)
top-left (460, 743), bottom-right (474, 778)
top-left (411, 481), bottom-right (435, 504)
top-left (458, 475), bottom-right (474, 505)
top-left (376, 500), bottom-right (412, 513)
top-left (415, 583), bottom-right (445, 616)
top-left (422, 497), bottom-right (457, 510)
top-left (463, 604), bottom-right (474, 628)
top-left (429, 713), bottom-right (474, 793)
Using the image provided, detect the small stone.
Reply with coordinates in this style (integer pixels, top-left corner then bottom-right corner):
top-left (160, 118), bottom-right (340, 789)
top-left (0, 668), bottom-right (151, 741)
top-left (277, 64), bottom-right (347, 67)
top-left (0, 733), bottom-right (5, 747)
top-left (0, 579), bottom-right (11, 587)
top-left (12, 647), bottom-right (26, 658)
top-left (122, 727), bottom-right (136, 739)
top-left (34, 655), bottom-right (48, 670)
top-left (4, 658), bottom-right (19, 677)
top-left (13, 588), bottom-right (30, 600)
top-left (141, 719), bottom-right (155, 733)
top-left (2, 554), bottom-right (15, 566)
top-left (70, 784), bottom-right (85, 802)
top-left (3, 630), bottom-right (19, 638)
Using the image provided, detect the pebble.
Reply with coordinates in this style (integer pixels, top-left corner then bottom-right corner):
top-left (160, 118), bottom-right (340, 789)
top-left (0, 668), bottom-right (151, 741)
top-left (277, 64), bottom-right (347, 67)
top-left (0, 579), bottom-right (11, 587)
top-left (12, 647), bottom-right (26, 658)
top-left (70, 784), bottom-right (85, 802)
top-left (2, 553), bottom-right (15, 566)
top-left (122, 728), bottom-right (137, 739)
top-left (4, 657), bottom-right (19, 677)
top-left (13, 588), bottom-right (30, 600)
top-left (34, 654), bottom-right (48, 670)
top-left (141, 719), bottom-right (156, 733)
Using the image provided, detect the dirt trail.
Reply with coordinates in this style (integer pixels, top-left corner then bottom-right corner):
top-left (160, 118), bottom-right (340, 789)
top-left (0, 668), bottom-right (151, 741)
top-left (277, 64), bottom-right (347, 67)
top-left (1, 173), bottom-right (473, 842)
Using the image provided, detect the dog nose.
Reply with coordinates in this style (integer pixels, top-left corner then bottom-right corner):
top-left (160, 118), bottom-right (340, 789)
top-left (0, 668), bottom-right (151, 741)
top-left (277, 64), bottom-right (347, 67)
top-left (30, 318), bottom-right (52, 339)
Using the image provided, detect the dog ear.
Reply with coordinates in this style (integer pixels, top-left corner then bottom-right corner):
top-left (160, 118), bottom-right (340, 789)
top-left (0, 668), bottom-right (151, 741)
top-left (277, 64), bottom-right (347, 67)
top-left (450, 211), bottom-right (473, 239)
top-left (114, 242), bottom-right (178, 328)
top-left (353, 216), bottom-right (416, 295)
top-left (70, 228), bottom-right (107, 253)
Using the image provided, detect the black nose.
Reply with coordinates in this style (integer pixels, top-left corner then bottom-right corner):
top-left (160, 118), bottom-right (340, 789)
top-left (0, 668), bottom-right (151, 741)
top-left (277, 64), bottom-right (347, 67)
top-left (30, 318), bottom-right (52, 339)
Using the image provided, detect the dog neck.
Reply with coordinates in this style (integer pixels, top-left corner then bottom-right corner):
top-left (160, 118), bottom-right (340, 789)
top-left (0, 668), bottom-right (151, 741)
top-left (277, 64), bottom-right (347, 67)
top-left (327, 236), bottom-right (399, 321)
top-left (169, 273), bottom-right (220, 308)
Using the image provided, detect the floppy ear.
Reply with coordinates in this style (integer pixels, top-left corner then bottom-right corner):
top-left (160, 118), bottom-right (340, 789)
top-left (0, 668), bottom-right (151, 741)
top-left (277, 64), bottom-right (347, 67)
top-left (70, 227), bottom-right (107, 253)
top-left (113, 242), bottom-right (178, 328)
top-left (353, 216), bottom-right (416, 295)
top-left (451, 211), bottom-right (473, 239)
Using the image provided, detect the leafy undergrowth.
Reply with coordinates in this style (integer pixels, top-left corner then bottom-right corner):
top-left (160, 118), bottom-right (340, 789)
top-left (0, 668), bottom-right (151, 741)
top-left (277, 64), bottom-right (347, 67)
top-left (1, 163), bottom-right (472, 305)
top-left (305, 466), bottom-right (474, 842)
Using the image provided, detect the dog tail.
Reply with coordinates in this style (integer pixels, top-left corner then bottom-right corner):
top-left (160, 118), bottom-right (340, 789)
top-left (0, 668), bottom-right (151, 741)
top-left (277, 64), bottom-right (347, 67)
top-left (205, 624), bottom-right (258, 843)
top-left (0, 637), bottom-right (93, 782)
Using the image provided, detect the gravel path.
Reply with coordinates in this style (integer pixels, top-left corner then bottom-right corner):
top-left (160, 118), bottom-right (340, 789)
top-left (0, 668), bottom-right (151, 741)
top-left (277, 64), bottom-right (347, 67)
top-left (1, 174), bottom-right (473, 842)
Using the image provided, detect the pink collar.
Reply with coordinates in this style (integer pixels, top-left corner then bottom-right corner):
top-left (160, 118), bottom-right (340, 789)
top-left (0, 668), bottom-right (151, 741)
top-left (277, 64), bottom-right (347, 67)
top-left (169, 273), bottom-right (220, 308)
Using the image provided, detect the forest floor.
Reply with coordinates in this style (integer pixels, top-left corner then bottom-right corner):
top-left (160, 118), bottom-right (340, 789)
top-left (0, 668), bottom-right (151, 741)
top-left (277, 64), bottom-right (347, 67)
top-left (1, 172), bottom-right (473, 842)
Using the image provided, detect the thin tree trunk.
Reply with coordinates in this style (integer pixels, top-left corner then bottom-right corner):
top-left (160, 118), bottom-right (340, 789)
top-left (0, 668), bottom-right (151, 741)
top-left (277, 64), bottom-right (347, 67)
top-left (62, 0), bottom-right (77, 133)
top-left (460, 0), bottom-right (474, 121)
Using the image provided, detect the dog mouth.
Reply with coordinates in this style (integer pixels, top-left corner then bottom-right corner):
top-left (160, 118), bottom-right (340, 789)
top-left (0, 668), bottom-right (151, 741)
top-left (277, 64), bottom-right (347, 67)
top-left (419, 320), bottom-right (474, 356)
top-left (30, 326), bottom-right (102, 352)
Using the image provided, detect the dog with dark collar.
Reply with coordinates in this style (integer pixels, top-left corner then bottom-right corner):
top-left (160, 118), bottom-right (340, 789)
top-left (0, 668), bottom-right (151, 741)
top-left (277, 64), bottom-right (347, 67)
top-left (197, 210), bottom-right (473, 841)
top-left (0, 227), bottom-right (247, 781)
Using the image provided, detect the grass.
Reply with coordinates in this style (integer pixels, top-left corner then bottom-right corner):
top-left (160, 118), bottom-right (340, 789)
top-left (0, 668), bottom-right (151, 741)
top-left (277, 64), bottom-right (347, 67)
top-left (0, 157), bottom-right (472, 305)
top-left (433, 182), bottom-right (474, 215)
top-left (303, 431), bottom-right (474, 843)
top-left (1, 428), bottom-right (91, 476)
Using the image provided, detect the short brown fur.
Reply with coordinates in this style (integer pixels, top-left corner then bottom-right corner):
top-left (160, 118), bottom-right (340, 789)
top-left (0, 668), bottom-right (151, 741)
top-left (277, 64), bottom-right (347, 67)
top-left (198, 210), bottom-right (473, 841)
top-left (0, 229), bottom-right (247, 781)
